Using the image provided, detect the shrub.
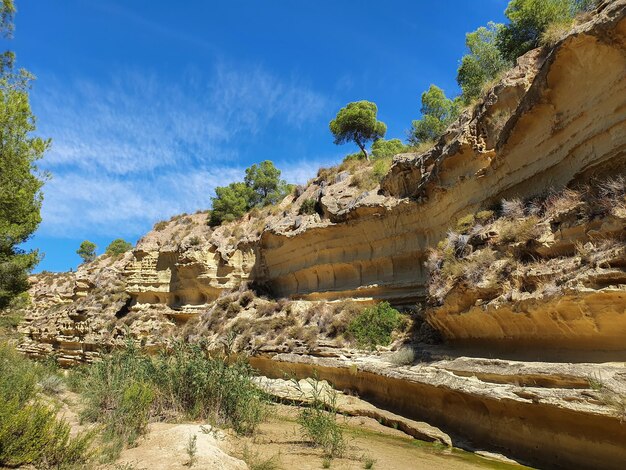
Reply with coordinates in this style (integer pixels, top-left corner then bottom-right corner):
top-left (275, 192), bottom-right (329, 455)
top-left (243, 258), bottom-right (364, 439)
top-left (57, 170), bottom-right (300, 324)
top-left (388, 346), bottom-right (415, 366)
top-left (154, 220), bottom-right (168, 231)
top-left (0, 342), bottom-right (93, 467)
top-left (106, 238), bottom-right (133, 256)
top-left (295, 379), bottom-right (345, 458)
top-left (498, 216), bottom-right (540, 243)
top-left (372, 156), bottom-right (393, 182)
top-left (351, 170), bottom-right (378, 191)
top-left (371, 138), bottom-right (408, 159)
top-left (348, 302), bottom-right (401, 349)
top-left (72, 341), bottom-right (266, 460)
top-left (299, 198), bottom-right (318, 215)
top-left (241, 445), bottom-right (281, 470)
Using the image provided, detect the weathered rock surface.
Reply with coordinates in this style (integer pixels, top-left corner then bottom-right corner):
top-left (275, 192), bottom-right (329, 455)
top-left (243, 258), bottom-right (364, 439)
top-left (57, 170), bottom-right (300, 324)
top-left (250, 351), bottom-right (626, 470)
top-left (14, 3), bottom-right (626, 469)
top-left (260, 0), bottom-right (626, 304)
top-left (116, 423), bottom-right (247, 470)
top-left (254, 376), bottom-right (453, 446)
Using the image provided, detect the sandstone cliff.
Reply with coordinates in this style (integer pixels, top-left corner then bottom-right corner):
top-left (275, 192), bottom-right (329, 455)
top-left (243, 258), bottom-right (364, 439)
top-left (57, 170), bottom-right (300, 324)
top-left (14, 2), bottom-right (626, 469)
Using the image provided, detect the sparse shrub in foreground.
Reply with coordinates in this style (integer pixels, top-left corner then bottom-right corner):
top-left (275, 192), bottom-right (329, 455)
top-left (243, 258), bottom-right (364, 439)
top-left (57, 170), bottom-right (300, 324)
top-left (295, 378), bottom-right (345, 459)
top-left (72, 341), bottom-right (267, 461)
top-left (348, 302), bottom-right (401, 350)
top-left (241, 445), bottom-right (281, 470)
top-left (0, 342), bottom-right (93, 467)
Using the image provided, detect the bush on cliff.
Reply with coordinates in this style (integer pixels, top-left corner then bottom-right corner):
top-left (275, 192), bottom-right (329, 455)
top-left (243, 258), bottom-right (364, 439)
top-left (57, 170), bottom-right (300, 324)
top-left (105, 238), bottom-right (133, 257)
top-left (348, 302), bottom-right (401, 350)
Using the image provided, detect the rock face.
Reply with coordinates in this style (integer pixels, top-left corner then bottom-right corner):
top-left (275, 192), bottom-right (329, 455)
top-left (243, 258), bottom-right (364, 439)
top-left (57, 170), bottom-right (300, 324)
top-left (250, 352), bottom-right (626, 470)
top-left (259, 0), bottom-right (626, 304)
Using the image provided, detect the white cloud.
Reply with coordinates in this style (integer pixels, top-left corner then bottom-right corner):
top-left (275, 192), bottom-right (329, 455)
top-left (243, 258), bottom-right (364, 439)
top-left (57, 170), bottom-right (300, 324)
top-left (32, 64), bottom-right (332, 238)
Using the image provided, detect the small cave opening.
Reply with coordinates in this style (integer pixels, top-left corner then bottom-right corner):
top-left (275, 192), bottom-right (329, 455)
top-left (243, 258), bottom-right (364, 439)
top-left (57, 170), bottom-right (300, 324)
top-left (115, 297), bottom-right (133, 319)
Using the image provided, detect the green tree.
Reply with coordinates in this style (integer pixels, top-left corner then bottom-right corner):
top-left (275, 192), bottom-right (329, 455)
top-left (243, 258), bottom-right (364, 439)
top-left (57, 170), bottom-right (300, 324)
top-left (105, 238), bottom-right (133, 257)
top-left (208, 182), bottom-right (254, 226)
top-left (496, 0), bottom-right (591, 62)
top-left (458, 22), bottom-right (510, 104)
top-left (76, 241), bottom-right (97, 263)
top-left (408, 85), bottom-right (459, 145)
top-left (244, 160), bottom-right (290, 207)
top-left (371, 138), bottom-right (409, 160)
top-left (329, 101), bottom-right (386, 161)
top-left (0, 0), bottom-right (49, 309)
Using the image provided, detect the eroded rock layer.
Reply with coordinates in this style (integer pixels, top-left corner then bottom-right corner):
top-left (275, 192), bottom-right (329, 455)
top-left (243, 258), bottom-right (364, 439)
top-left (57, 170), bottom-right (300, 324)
top-left (259, 1), bottom-right (626, 304)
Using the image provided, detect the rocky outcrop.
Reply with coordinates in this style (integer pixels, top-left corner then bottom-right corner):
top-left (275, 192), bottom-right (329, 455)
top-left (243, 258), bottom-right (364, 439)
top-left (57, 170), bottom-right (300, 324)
top-left (18, 253), bottom-right (176, 366)
top-left (250, 352), bottom-right (626, 470)
top-left (258, 0), bottom-right (626, 303)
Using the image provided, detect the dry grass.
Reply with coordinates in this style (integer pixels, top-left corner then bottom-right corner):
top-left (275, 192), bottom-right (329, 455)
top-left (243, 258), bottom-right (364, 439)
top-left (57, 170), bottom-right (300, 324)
top-left (427, 177), bottom-right (626, 307)
top-left (540, 20), bottom-right (573, 47)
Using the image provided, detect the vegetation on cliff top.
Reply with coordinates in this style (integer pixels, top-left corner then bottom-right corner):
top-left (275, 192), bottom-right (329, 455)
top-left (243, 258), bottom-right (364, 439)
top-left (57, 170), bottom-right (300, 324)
top-left (209, 160), bottom-right (292, 226)
top-left (329, 100), bottom-right (387, 161)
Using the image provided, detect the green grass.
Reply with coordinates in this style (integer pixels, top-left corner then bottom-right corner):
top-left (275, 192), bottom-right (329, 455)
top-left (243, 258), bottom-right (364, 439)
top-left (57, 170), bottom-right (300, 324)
top-left (71, 340), bottom-right (268, 461)
top-left (294, 378), bottom-right (345, 459)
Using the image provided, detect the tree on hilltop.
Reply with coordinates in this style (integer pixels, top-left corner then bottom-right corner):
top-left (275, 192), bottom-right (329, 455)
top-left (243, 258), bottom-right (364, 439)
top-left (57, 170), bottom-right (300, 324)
top-left (77, 241), bottom-right (97, 263)
top-left (105, 239), bottom-right (133, 257)
top-left (329, 101), bottom-right (386, 161)
top-left (408, 85), bottom-right (459, 145)
top-left (209, 161), bottom-right (292, 226)
top-left (244, 160), bottom-right (291, 207)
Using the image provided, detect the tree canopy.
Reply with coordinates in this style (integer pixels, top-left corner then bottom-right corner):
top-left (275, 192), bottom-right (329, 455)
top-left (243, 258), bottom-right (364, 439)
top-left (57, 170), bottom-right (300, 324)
top-left (457, 22), bottom-right (510, 104)
top-left (244, 160), bottom-right (290, 207)
top-left (371, 139), bottom-right (409, 160)
top-left (496, 0), bottom-right (593, 61)
top-left (209, 182), bottom-right (254, 226)
top-left (0, 0), bottom-right (49, 308)
top-left (77, 241), bottom-right (97, 264)
top-left (408, 85), bottom-right (459, 146)
top-left (329, 101), bottom-right (386, 161)
top-left (209, 161), bottom-right (291, 227)
top-left (105, 239), bottom-right (133, 257)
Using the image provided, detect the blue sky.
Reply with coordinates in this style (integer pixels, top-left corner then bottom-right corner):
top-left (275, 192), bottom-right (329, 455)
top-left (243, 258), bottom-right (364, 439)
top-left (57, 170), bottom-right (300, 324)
top-left (12, 0), bottom-right (507, 272)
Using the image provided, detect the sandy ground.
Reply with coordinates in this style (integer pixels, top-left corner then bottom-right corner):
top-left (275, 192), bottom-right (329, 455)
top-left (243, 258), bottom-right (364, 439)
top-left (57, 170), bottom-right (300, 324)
top-left (56, 390), bottom-right (528, 469)
top-left (222, 403), bottom-right (529, 470)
